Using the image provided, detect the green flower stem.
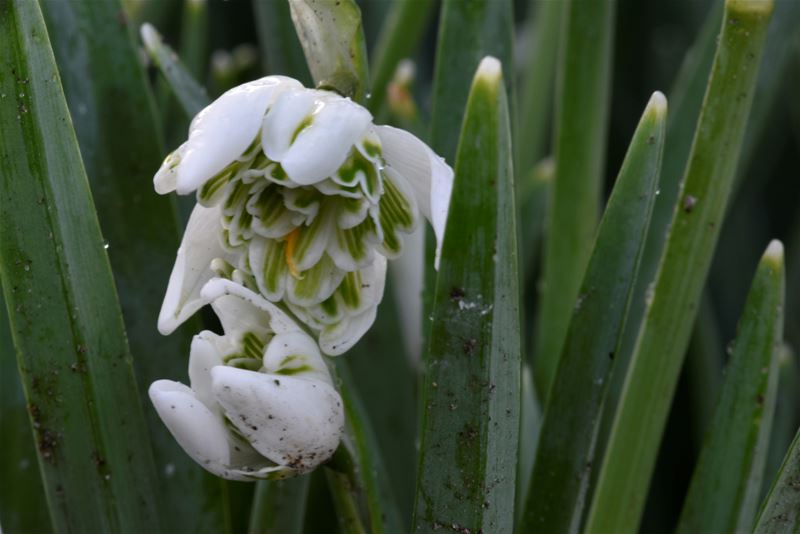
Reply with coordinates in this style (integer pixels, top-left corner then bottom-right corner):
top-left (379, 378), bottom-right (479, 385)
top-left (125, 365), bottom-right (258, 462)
top-left (413, 57), bottom-right (519, 534)
top-left (247, 477), bottom-right (310, 534)
top-left (584, 1), bottom-right (775, 532)
top-left (677, 241), bottom-right (784, 533)
top-left (0, 0), bottom-right (162, 531)
top-left (520, 92), bottom-right (666, 533)
top-left (533, 0), bottom-right (616, 402)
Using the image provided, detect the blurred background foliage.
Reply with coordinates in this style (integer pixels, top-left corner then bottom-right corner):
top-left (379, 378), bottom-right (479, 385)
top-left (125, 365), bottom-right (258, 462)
top-left (1, 0), bottom-right (799, 532)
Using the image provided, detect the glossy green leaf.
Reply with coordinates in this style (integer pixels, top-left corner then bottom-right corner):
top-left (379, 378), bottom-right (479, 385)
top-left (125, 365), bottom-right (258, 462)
top-left (0, 293), bottom-right (52, 534)
top-left (0, 0), bottom-right (161, 531)
top-left (252, 0), bottom-right (311, 83)
top-left (287, 0), bottom-right (369, 101)
top-left (585, 1), bottom-right (775, 531)
top-left (516, 0), bottom-right (563, 175)
top-left (764, 344), bottom-right (800, 499)
top-left (754, 425), bottom-right (800, 533)
top-left (677, 240), bottom-right (784, 533)
top-left (534, 0), bottom-right (616, 401)
top-left (429, 0), bottom-right (514, 162)
top-left (367, 0), bottom-right (435, 115)
top-left (413, 57), bottom-right (519, 533)
top-left (521, 92), bottom-right (666, 533)
top-left (39, 1), bottom-right (228, 530)
top-left (141, 22), bottom-right (210, 117)
top-left (248, 477), bottom-right (310, 534)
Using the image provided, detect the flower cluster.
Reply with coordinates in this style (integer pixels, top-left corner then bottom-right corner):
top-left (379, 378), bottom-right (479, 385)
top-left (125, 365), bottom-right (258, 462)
top-left (149, 75), bottom-right (452, 480)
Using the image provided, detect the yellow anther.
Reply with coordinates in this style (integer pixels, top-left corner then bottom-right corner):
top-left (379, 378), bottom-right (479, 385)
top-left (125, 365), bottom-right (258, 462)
top-left (284, 227), bottom-right (304, 280)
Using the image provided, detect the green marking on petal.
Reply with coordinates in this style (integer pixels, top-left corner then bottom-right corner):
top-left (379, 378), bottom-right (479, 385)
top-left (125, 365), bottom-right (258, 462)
top-left (339, 270), bottom-right (362, 310)
top-left (291, 115), bottom-right (314, 145)
top-left (274, 364), bottom-right (313, 376)
top-left (362, 139), bottom-right (382, 159)
top-left (293, 208), bottom-right (328, 267)
top-left (241, 331), bottom-right (267, 360)
top-left (226, 358), bottom-right (262, 371)
top-left (378, 174), bottom-right (415, 255)
top-left (279, 354), bottom-right (299, 367)
top-left (211, 258), bottom-right (235, 279)
top-left (293, 255), bottom-right (331, 301)
top-left (198, 163), bottom-right (237, 205)
top-left (223, 179), bottom-right (251, 214)
top-left (265, 163), bottom-right (290, 184)
top-left (320, 295), bottom-right (340, 317)
top-left (262, 239), bottom-right (288, 296)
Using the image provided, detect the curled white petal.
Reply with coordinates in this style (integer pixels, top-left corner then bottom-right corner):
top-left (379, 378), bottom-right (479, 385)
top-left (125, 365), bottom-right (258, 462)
top-left (154, 142), bottom-right (188, 194)
top-left (188, 332), bottom-right (228, 409)
top-left (263, 331), bottom-right (333, 385)
top-left (211, 366), bottom-right (344, 472)
top-left (158, 203), bottom-right (230, 335)
top-left (177, 76), bottom-right (302, 194)
top-left (375, 125), bottom-right (454, 269)
top-left (148, 380), bottom-right (235, 478)
top-left (390, 225), bottom-right (424, 363)
top-left (280, 96), bottom-right (372, 185)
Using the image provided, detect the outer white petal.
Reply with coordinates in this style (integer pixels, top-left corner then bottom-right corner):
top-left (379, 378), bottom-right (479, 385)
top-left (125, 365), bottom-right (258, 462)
top-left (200, 278), bottom-right (301, 335)
top-left (375, 125), bottom-right (454, 269)
top-left (280, 96), bottom-right (372, 185)
top-left (390, 225), bottom-right (424, 364)
top-left (210, 293), bottom-right (273, 340)
top-left (262, 331), bottom-right (333, 386)
top-left (261, 89), bottom-right (318, 163)
top-left (158, 203), bottom-right (230, 335)
top-left (148, 380), bottom-right (235, 479)
top-left (176, 76), bottom-right (301, 194)
top-left (211, 367), bottom-right (344, 472)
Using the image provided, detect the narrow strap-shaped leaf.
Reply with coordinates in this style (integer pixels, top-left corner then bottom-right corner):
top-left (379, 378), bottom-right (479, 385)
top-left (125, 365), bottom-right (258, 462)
top-left (287, 0), bottom-right (369, 102)
top-left (584, 1), bottom-right (775, 532)
top-left (413, 57), bottom-right (520, 533)
top-left (520, 92), bottom-right (666, 533)
top-left (534, 0), bottom-right (616, 401)
top-left (0, 0), bottom-right (161, 531)
top-left (39, 2), bottom-right (228, 530)
top-left (763, 345), bottom-right (800, 500)
top-left (515, 0), bottom-right (563, 175)
top-left (429, 0), bottom-right (514, 162)
top-left (754, 425), bottom-right (800, 533)
top-left (179, 0), bottom-right (209, 79)
top-left (677, 241), bottom-right (785, 533)
top-left (0, 293), bottom-right (52, 534)
top-left (248, 477), bottom-right (310, 534)
top-left (141, 22), bottom-right (210, 117)
top-left (334, 360), bottom-right (404, 534)
top-left (519, 158), bottom-right (552, 292)
top-left (252, 0), bottom-right (311, 83)
top-left (367, 0), bottom-right (435, 115)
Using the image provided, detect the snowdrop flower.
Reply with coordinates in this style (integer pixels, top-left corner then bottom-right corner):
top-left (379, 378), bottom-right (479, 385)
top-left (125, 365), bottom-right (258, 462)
top-left (154, 76), bottom-right (453, 355)
top-left (149, 278), bottom-right (344, 480)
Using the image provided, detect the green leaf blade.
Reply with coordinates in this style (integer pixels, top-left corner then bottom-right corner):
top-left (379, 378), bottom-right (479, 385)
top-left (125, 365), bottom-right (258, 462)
top-left (534, 0), bottom-right (616, 401)
top-left (754, 425), bottom-right (800, 533)
top-left (585, 1), bottom-right (776, 531)
top-left (521, 92), bottom-right (667, 533)
top-left (413, 57), bottom-right (520, 534)
top-left (0, 0), bottom-right (161, 531)
top-left (677, 240), bottom-right (785, 533)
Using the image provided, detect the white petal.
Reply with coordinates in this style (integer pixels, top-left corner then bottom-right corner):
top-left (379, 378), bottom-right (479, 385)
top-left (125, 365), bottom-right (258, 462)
top-left (375, 125), bottom-right (454, 269)
top-left (281, 96), bottom-right (373, 185)
top-left (261, 89), bottom-right (318, 163)
top-left (211, 367), bottom-right (344, 472)
top-left (176, 76), bottom-right (301, 194)
top-left (210, 292), bottom-right (273, 340)
top-left (262, 331), bottom-right (333, 385)
top-left (187, 332), bottom-right (227, 410)
top-left (390, 225), bottom-right (424, 364)
top-left (200, 278), bottom-right (301, 335)
top-left (319, 255), bottom-right (387, 355)
top-left (154, 142), bottom-right (188, 194)
top-left (319, 306), bottom-right (378, 356)
top-left (158, 203), bottom-right (229, 335)
top-left (286, 254), bottom-right (345, 307)
top-left (149, 380), bottom-right (234, 478)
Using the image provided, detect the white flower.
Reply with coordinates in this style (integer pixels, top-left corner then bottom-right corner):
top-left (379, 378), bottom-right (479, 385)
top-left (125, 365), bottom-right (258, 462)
top-left (153, 76), bottom-right (453, 355)
top-left (149, 279), bottom-right (344, 480)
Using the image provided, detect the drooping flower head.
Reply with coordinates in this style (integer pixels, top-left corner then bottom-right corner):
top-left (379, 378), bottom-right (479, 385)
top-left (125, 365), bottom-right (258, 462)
top-left (149, 279), bottom-right (344, 480)
top-left (154, 76), bottom-right (452, 354)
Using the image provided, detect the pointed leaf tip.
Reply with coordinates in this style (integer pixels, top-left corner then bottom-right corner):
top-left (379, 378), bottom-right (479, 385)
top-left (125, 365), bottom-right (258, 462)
top-left (477, 56), bottom-right (502, 78)
top-left (647, 91), bottom-right (668, 118)
top-left (140, 23), bottom-right (159, 51)
top-left (764, 239), bottom-right (784, 262)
